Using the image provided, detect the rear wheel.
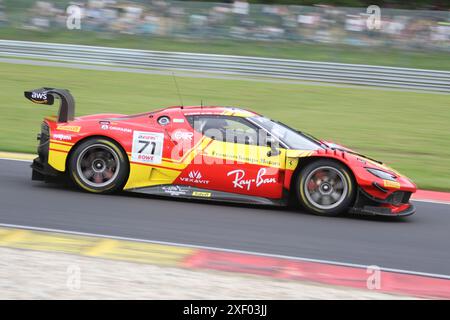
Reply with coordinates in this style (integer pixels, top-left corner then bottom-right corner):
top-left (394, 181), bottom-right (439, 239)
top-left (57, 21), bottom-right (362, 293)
top-left (296, 159), bottom-right (355, 216)
top-left (69, 138), bottom-right (129, 193)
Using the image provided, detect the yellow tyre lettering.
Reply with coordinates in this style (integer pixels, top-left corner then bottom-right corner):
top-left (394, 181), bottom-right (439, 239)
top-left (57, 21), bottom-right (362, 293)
top-left (298, 163), bottom-right (353, 214)
top-left (299, 175), bottom-right (325, 213)
top-left (70, 138), bottom-right (125, 193)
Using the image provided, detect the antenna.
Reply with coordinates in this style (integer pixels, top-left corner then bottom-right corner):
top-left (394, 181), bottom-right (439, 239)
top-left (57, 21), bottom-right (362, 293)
top-left (172, 72), bottom-right (184, 107)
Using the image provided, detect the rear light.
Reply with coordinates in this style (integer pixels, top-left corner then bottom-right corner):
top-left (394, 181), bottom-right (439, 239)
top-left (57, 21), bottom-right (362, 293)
top-left (40, 122), bottom-right (50, 143)
top-left (37, 122), bottom-right (50, 162)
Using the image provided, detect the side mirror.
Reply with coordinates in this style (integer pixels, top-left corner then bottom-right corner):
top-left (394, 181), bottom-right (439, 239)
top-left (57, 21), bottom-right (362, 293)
top-left (266, 136), bottom-right (280, 157)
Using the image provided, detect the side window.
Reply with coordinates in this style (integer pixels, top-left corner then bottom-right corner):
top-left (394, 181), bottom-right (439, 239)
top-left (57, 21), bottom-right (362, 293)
top-left (186, 115), bottom-right (259, 146)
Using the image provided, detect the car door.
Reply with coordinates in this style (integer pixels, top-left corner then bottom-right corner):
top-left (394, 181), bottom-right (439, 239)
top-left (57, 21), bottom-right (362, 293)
top-left (176, 115), bottom-right (286, 199)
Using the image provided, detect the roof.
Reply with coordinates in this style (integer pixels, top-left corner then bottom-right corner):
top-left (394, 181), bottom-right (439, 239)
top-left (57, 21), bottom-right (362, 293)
top-left (153, 106), bottom-right (259, 118)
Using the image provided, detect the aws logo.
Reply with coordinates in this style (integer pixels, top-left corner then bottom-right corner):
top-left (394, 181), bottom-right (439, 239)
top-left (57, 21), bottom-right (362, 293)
top-left (30, 92), bottom-right (48, 104)
top-left (32, 92), bottom-right (47, 100)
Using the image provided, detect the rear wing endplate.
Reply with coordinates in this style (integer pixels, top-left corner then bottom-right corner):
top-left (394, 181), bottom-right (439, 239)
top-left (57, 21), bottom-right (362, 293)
top-left (24, 88), bottom-right (75, 122)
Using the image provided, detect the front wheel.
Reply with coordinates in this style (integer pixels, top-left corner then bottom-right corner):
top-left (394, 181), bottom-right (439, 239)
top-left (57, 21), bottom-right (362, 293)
top-left (295, 159), bottom-right (355, 216)
top-left (68, 138), bottom-right (129, 193)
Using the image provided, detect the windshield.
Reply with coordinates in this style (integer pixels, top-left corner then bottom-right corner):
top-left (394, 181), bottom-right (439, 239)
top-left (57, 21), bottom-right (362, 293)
top-left (251, 116), bottom-right (323, 150)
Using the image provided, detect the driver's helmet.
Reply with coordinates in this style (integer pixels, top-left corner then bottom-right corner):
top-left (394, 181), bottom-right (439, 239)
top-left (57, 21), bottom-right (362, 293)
top-left (201, 118), bottom-right (228, 133)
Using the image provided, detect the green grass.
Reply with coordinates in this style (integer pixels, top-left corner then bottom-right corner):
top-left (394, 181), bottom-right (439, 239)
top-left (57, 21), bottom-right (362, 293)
top-left (1, 62), bottom-right (449, 191)
top-left (1, 27), bottom-right (450, 71)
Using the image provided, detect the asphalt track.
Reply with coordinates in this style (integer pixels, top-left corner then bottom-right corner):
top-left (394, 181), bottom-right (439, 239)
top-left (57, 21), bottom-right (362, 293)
top-left (0, 158), bottom-right (449, 276)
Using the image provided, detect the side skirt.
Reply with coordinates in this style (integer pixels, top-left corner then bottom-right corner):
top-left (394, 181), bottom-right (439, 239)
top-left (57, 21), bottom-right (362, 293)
top-left (127, 185), bottom-right (287, 206)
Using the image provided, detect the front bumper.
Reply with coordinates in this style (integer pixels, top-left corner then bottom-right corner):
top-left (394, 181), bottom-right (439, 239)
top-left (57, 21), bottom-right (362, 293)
top-left (349, 187), bottom-right (416, 217)
top-left (350, 203), bottom-right (416, 217)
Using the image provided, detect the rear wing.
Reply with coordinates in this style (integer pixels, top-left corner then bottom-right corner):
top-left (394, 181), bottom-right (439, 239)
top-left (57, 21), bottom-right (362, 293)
top-left (24, 88), bottom-right (75, 122)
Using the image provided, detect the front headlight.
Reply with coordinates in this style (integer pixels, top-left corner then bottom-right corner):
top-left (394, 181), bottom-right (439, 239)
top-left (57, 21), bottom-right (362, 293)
top-left (366, 168), bottom-right (397, 181)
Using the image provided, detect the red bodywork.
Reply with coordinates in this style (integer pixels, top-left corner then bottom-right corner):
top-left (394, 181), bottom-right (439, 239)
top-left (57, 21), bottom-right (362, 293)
top-left (41, 105), bottom-right (416, 216)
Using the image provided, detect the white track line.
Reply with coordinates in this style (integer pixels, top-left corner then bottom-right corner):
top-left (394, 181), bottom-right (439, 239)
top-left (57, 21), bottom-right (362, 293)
top-left (411, 199), bottom-right (450, 205)
top-left (0, 222), bottom-right (449, 280)
top-left (1, 157), bottom-right (449, 205)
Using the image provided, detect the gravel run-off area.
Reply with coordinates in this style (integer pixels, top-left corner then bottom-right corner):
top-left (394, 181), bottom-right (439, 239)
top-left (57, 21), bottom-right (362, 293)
top-left (0, 247), bottom-right (416, 299)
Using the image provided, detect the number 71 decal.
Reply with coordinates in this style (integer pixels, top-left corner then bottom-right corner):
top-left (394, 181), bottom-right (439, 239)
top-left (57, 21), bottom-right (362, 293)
top-left (131, 131), bottom-right (164, 164)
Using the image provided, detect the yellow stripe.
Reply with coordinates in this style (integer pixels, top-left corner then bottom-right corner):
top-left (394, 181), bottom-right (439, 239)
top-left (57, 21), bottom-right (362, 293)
top-left (161, 136), bottom-right (207, 164)
top-left (48, 149), bottom-right (68, 172)
top-left (0, 227), bottom-right (195, 267)
top-left (286, 150), bottom-right (314, 158)
top-left (203, 140), bottom-right (286, 168)
top-left (0, 229), bottom-right (29, 245)
top-left (49, 139), bottom-right (74, 146)
top-left (49, 142), bottom-right (72, 152)
top-left (124, 162), bottom-right (182, 189)
top-left (0, 152), bottom-right (36, 161)
top-left (45, 115), bottom-right (57, 121)
top-left (98, 242), bottom-right (194, 266)
top-left (124, 137), bottom-right (210, 189)
top-left (178, 137), bottom-right (212, 164)
top-left (84, 239), bottom-right (118, 256)
top-left (0, 231), bottom-right (96, 253)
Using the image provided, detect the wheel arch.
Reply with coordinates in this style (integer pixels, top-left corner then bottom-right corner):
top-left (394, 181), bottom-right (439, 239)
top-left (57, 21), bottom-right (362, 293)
top-left (65, 135), bottom-right (129, 173)
top-left (288, 155), bottom-right (357, 205)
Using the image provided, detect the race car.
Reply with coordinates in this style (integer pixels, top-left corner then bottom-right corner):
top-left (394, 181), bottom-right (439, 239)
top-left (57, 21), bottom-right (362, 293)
top-left (25, 87), bottom-right (417, 217)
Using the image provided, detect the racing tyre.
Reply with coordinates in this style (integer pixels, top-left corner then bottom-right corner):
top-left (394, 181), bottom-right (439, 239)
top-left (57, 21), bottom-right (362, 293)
top-left (296, 159), bottom-right (355, 216)
top-left (69, 138), bottom-right (129, 193)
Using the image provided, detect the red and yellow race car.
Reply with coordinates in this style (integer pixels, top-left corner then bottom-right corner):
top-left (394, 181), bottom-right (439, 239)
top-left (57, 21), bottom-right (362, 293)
top-left (26, 87), bottom-right (416, 217)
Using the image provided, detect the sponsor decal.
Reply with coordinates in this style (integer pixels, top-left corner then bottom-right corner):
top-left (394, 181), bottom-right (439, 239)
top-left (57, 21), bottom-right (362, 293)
top-left (357, 158), bottom-right (367, 164)
top-left (56, 125), bottom-right (81, 133)
top-left (162, 186), bottom-right (189, 196)
top-left (30, 92), bottom-right (48, 104)
top-left (180, 171), bottom-right (209, 185)
top-left (32, 92), bottom-right (47, 100)
top-left (192, 191), bottom-right (211, 198)
top-left (173, 118), bottom-right (185, 123)
top-left (100, 124), bottom-right (132, 133)
top-left (227, 168), bottom-right (277, 191)
top-left (383, 180), bottom-right (400, 189)
top-left (158, 116), bottom-right (170, 126)
top-left (209, 150), bottom-right (280, 167)
top-left (52, 133), bottom-right (72, 141)
top-left (131, 131), bottom-right (164, 164)
top-left (171, 130), bottom-right (193, 142)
